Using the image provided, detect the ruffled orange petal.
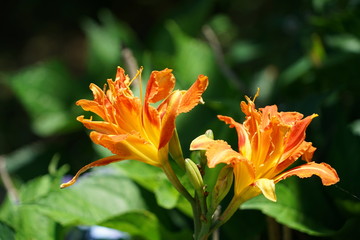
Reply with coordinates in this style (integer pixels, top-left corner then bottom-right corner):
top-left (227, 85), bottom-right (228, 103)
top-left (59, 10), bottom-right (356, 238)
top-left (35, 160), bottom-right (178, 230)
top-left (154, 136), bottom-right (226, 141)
top-left (142, 103), bottom-right (161, 146)
top-left (114, 66), bottom-right (130, 89)
top-left (276, 141), bottom-right (314, 173)
top-left (90, 131), bottom-right (161, 167)
top-left (279, 111), bottom-right (304, 124)
top-left (145, 68), bottom-right (175, 104)
top-left (77, 116), bottom-right (123, 135)
top-left (205, 140), bottom-right (247, 168)
top-left (274, 162), bottom-right (339, 186)
top-left (60, 155), bottom-right (125, 188)
top-left (158, 90), bottom-right (183, 149)
top-left (284, 114), bottom-right (318, 153)
top-left (190, 134), bottom-right (214, 150)
top-left (218, 115), bottom-right (252, 159)
top-left (178, 75), bottom-right (209, 113)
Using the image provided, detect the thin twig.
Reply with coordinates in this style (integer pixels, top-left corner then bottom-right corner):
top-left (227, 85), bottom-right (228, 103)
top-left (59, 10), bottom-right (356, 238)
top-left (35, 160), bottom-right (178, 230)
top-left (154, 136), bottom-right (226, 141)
top-left (0, 156), bottom-right (20, 204)
top-left (282, 225), bottom-right (292, 240)
top-left (122, 47), bottom-right (139, 79)
top-left (202, 25), bottom-right (245, 93)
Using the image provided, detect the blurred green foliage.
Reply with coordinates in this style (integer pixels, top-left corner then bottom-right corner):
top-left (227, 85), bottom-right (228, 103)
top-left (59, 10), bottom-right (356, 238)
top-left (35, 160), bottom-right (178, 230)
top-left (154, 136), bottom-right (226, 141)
top-left (1, 0), bottom-right (360, 239)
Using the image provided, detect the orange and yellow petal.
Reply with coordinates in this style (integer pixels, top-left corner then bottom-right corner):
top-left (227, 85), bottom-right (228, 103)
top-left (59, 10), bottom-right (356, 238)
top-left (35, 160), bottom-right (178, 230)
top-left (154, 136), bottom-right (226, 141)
top-left (232, 159), bottom-right (256, 196)
top-left (276, 141), bottom-right (314, 173)
top-left (205, 140), bottom-right (247, 168)
top-left (254, 178), bottom-right (277, 202)
top-left (77, 116), bottom-right (123, 135)
top-left (89, 131), bottom-right (161, 167)
top-left (190, 134), bottom-right (215, 151)
top-left (114, 66), bottom-right (130, 88)
top-left (145, 68), bottom-right (175, 104)
top-left (284, 114), bottom-right (318, 153)
top-left (217, 115), bottom-right (252, 159)
top-left (158, 90), bottom-right (183, 149)
top-left (60, 155), bottom-right (125, 188)
top-left (178, 75), bottom-right (209, 114)
top-left (274, 162), bottom-right (339, 186)
top-left (76, 99), bottom-right (107, 120)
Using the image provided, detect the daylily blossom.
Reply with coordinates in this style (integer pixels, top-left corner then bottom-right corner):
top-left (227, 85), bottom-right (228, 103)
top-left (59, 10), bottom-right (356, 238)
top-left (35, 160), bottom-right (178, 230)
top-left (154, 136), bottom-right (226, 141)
top-left (61, 67), bottom-right (208, 188)
top-left (190, 90), bottom-right (339, 208)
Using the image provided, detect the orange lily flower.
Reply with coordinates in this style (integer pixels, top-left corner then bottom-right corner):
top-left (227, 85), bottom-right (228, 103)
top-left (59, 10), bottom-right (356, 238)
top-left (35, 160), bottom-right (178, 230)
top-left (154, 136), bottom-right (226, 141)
top-left (190, 90), bottom-right (339, 206)
top-left (61, 67), bottom-right (208, 188)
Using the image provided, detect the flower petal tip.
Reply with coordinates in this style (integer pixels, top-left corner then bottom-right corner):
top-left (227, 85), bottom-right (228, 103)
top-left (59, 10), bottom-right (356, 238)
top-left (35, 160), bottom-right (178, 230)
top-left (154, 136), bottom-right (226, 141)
top-left (255, 178), bottom-right (277, 202)
top-left (60, 180), bottom-right (74, 189)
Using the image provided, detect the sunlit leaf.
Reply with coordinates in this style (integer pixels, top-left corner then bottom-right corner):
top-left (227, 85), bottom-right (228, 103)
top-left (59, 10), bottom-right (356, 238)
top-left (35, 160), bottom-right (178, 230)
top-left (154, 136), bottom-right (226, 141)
top-left (82, 10), bottom-right (137, 80)
top-left (101, 210), bottom-right (160, 240)
top-left (0, 222), bottom-right (15, 240)
top-left (326, 34), bottom-right (360, 53)
top-left (166, 21), bottom-right (216, 87)
top-left (241, 178), bottom-right (343, 236)
top-left (7, 60), bottom-right (78, 136)
top-left (37, 169), bottom-right (145, 226)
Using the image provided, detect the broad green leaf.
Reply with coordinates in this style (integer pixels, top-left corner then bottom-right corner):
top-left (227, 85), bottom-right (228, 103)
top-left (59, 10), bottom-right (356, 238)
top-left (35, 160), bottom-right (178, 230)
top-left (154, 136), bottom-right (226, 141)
top-left (279, 57), bottom-right (312, 86)
top-left (154, 179), bottom-right (180, 209)
top-left (326, 34), bottom-right (360, 53)
top-left (82, 10), bottom-right (137, 80)
top-left (4, 142), bottom-right (45, 173)
top-left (37, 169), bottom-right (145, 226)
top-left (0, 222), bottom-right (15, 240)
top-left (7, 60), bottom-right (78, 136)
top-left (95, 145), bottom-right (187, 211)
top-left (166, 21), bottom-right (216, 88)
top-left (7, 206), bottom-right (56, 240)
top-left (101, 210), bottom-right (160, 240)
top-left (228, 41), bottom-right (262, 63)
top-left (114, 160), bottom-right (181, 210)
top-left (241, 178), bottom-right (342, 236)
top-left (0, 175), bottom-right (57, 240)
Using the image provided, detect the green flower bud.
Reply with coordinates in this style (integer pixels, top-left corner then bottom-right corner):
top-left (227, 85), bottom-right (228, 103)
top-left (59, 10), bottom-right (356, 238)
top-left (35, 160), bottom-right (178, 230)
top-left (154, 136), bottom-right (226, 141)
top-left (185, 158), bottom-right (204, 194)
top-left (205, 129), bottom-right (214, 139)
top-left (211, 166), bottom-right (233, 207)
top-left (169, 128), bottom-right (185, 169)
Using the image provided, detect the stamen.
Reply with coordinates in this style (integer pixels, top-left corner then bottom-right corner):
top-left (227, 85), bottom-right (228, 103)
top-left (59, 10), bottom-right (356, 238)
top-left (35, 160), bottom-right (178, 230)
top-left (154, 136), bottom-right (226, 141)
top-left (253, 88), bottom-right (260, 102)
top-left (128, 66), bottom-right (143, 86)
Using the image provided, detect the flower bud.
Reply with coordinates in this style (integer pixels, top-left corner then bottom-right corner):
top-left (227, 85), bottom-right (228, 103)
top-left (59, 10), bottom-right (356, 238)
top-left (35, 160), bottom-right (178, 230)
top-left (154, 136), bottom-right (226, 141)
top-left (198, 129), bottom-right (214, 168)
top-left (211, 166), bottom-right (233, 207)
top-left (205, 129), bottom-right (214, 140)
top-left (185, 158), bottom-right (204, 194)
top-left (169, 128), bottom-right (185, 169)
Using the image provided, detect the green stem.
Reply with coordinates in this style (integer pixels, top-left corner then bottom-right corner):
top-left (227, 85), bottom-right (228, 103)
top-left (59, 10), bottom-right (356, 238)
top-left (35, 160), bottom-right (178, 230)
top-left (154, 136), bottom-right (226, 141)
top-left (161, 160), bottom-right (194, 204)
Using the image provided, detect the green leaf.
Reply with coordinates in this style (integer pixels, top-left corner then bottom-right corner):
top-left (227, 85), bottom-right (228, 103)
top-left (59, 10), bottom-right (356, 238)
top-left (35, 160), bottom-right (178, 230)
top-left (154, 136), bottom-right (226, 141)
top-left (326, 34), bottom-right (360, 53)
top-left (0, 222), bottom-right (15, 240)
top-left (95, 145), bottom-right (185, 211)
top-left (0, 167), bottom-right (145, 239)
top-left (279, 57), bottom-right (312, 86)
top-left (83, 10), bottom-right (133, 80)
top-left (7, 60), bottom-right (78, 136)
top-left (241, 178), bottom-right (342, 236)
top-left (154, 179), bottom-right (180, 209)
top-left (101, 210), bottom-right (160, 240)
top-left (4, 142), bottom-right (45, 173)
top-left (114, 160), bottom-right (181, 210)
top-left (166, 21), bottom-right (216, 87)
top-left (37, 169), bottom-right (145, 226)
